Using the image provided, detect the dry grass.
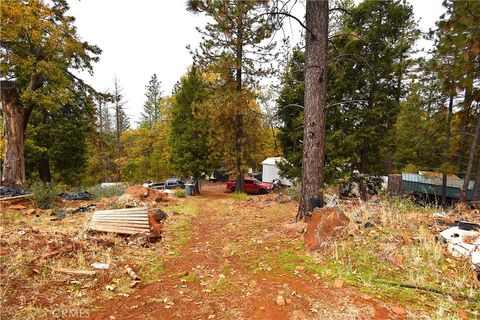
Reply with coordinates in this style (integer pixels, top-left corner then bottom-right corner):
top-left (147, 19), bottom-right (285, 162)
top-left (0, 203), bottom-right (171, 319)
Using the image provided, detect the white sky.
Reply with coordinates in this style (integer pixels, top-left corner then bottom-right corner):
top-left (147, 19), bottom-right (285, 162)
top-left (69, 0), bottom-right (445, 126)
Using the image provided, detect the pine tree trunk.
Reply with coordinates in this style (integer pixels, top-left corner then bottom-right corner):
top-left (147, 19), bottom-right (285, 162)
top-left (472, 157), bottom-right (480, 201)
top-left (1, 81), bottom-right (26, 187)
top-left (38, 156), bottom-right (51, 183)
top-left (193, 177), bottom-right (200, 195)
top-left (234, 8), bottom-right (245, 193)
top-left (460, 109), bottom-right (480, 203)
top-left (441, 94), bottom-right (454, 207)
top-left (297, 0), bottom-right (328, 221)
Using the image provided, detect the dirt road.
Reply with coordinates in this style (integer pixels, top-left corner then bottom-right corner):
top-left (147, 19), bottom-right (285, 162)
top-left (87, 184), bottom-right (397, 320)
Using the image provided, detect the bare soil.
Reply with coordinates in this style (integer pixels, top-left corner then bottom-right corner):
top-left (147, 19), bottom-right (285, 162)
top-left (85, 184), bottom-right (401, 320)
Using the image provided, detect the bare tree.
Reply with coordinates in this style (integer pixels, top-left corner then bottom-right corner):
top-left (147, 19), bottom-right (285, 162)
top-left (112, 76), bottom-right (129, 182)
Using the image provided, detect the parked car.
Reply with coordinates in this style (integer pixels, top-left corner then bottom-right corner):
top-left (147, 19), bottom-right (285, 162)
top-left (165, 177), bottom-right (185, 189)
top-left (142, 181), bottom-right (165, 190)
top-left (226, 177), bottom-right (272, 194)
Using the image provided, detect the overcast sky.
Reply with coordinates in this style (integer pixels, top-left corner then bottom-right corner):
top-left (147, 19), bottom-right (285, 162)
top-left (69, 0), bottom-right (445, 126)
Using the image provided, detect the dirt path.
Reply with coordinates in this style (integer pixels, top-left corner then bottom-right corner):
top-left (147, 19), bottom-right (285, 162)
top-left (87, 184), bottom-right (399, 320)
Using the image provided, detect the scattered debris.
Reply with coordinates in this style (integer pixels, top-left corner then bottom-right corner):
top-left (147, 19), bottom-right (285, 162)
top-left (125, 265), bottom-right (140, 281)
top-left (59, 191), bottom-right (92, 201)
top-left (91, 263), bottom-right (110, 270)
top-left (439, 222), bottom-right (480, 279)
top-left (0, 186), bottom-right (30, 199)
top-left (51, 204), bottom-right (95, 221)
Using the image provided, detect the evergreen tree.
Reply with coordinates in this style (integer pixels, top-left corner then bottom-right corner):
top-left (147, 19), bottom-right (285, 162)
top-left (168, 66), bottom-right (212, 194)
top-left (140, 74), bottom-right (163, 129)
top-left (0, 0), bottom-right (100, 187)
top-left (187, 0), bottom-right (279, 192)
top-left (276, 48), bottom-right (304, 181)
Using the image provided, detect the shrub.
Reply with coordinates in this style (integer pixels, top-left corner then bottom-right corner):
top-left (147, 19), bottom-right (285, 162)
top-left (30, 182), bottom-right (57, 209)
top-left (231, 192), bottom-right (248, 201)
top-left (85, 185), bottom-right (125, 201)
top-left (285, 185), bottom-right (301, 201)
top-left (174, 189), bottom-right (186, 198)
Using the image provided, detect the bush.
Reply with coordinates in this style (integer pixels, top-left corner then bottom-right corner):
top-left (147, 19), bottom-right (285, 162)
top-left (85, 185), bottom-right (125, 201)
top-left (285, 185), bottom-right (301, 201)
top-left (30, 182), bottom-right (57, 209)
top-left (174, 189), bottom-right (186, 198)
top-left (231, 192), bottom-right (248, 201)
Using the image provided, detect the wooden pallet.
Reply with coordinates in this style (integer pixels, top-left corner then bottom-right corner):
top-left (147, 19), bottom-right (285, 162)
top-left (89, 207), bottom-right (151, 235)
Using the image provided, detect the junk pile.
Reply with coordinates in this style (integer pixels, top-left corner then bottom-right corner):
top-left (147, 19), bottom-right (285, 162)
top-left (59, 191), bottom-right (92, 201)
top-left (125, 185), bottom-right (169, 203)
top-left (0, 186), bottom-right (31, 200)
top-left (437, 215), bottom-right (480, 280)
top-left (51, 204), bottom-right (96, 221)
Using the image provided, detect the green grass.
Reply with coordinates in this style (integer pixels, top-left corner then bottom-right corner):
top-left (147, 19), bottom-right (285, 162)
top-left (231, 192), bottom-right (248, 201)
top-left (174, 189), bottom-right (186, 198)
top-left (85, 185), bottom-right (125, 201)
top-left (168, 202), bottom-right (199, 251)
top-left (244, 235), bottom-right (479, 317)
top-left (208, 278), bottom-right (234, 295)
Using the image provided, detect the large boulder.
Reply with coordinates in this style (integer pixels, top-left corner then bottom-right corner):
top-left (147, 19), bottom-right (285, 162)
top-left (304, 207), bottom-right (349, 250)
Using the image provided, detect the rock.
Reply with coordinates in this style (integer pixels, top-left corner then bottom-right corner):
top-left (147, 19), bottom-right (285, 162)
top-left (285, 298), bottom-right (292, 305)
top-left (402, 235), bottom-right (413, 246)
top-left (457, 310), bottom-right (468, 319)
top-left (304, 207), bottom-right (349, 250)
top-left (390, 306), bottom-right (406, 315)
top-left (276, 296), bottom-right (286, 306)
top-left (9, 204), bottom-right (26, 210)
top-left (24, 208), bottom-right (36, 215)
top-left (333, 279), bottom-right (344, 289)
top-left (295, 266), bottom-right (305, 272)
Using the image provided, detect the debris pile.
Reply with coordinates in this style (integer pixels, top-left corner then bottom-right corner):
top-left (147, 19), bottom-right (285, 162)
top-left (126, 185), bottom-right (169, 203)
top-left (58, 191), bottom-right (92, 201)
top-left (437, 216), bottom-right (480, 280)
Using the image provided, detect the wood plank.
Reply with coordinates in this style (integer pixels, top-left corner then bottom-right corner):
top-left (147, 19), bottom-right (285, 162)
top-left (53, 268), bottom-right (96, 276)
top-left (0, 194), bottom-right (32, 202)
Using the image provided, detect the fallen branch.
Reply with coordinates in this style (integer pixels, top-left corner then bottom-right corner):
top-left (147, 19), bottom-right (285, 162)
top-left (53, 268), bottom-right (96, 276)
top-left (0, 194), bottom-right (32, 202)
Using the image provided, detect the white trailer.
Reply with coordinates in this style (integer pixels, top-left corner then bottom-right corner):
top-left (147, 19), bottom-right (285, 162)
top-left (261, 157), bottom-right (293, 186)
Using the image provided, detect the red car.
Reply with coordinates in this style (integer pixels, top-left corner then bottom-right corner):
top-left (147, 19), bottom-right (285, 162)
top-left (226, 177), bottom-right (272, 194)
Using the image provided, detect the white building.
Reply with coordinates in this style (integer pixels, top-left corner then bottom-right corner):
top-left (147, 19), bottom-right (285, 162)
top-left (261, 157), bottom-right (293, 186)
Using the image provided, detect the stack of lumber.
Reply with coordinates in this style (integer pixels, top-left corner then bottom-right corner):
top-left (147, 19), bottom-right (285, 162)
top-left (89, 207), bottom-right (150, 235)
